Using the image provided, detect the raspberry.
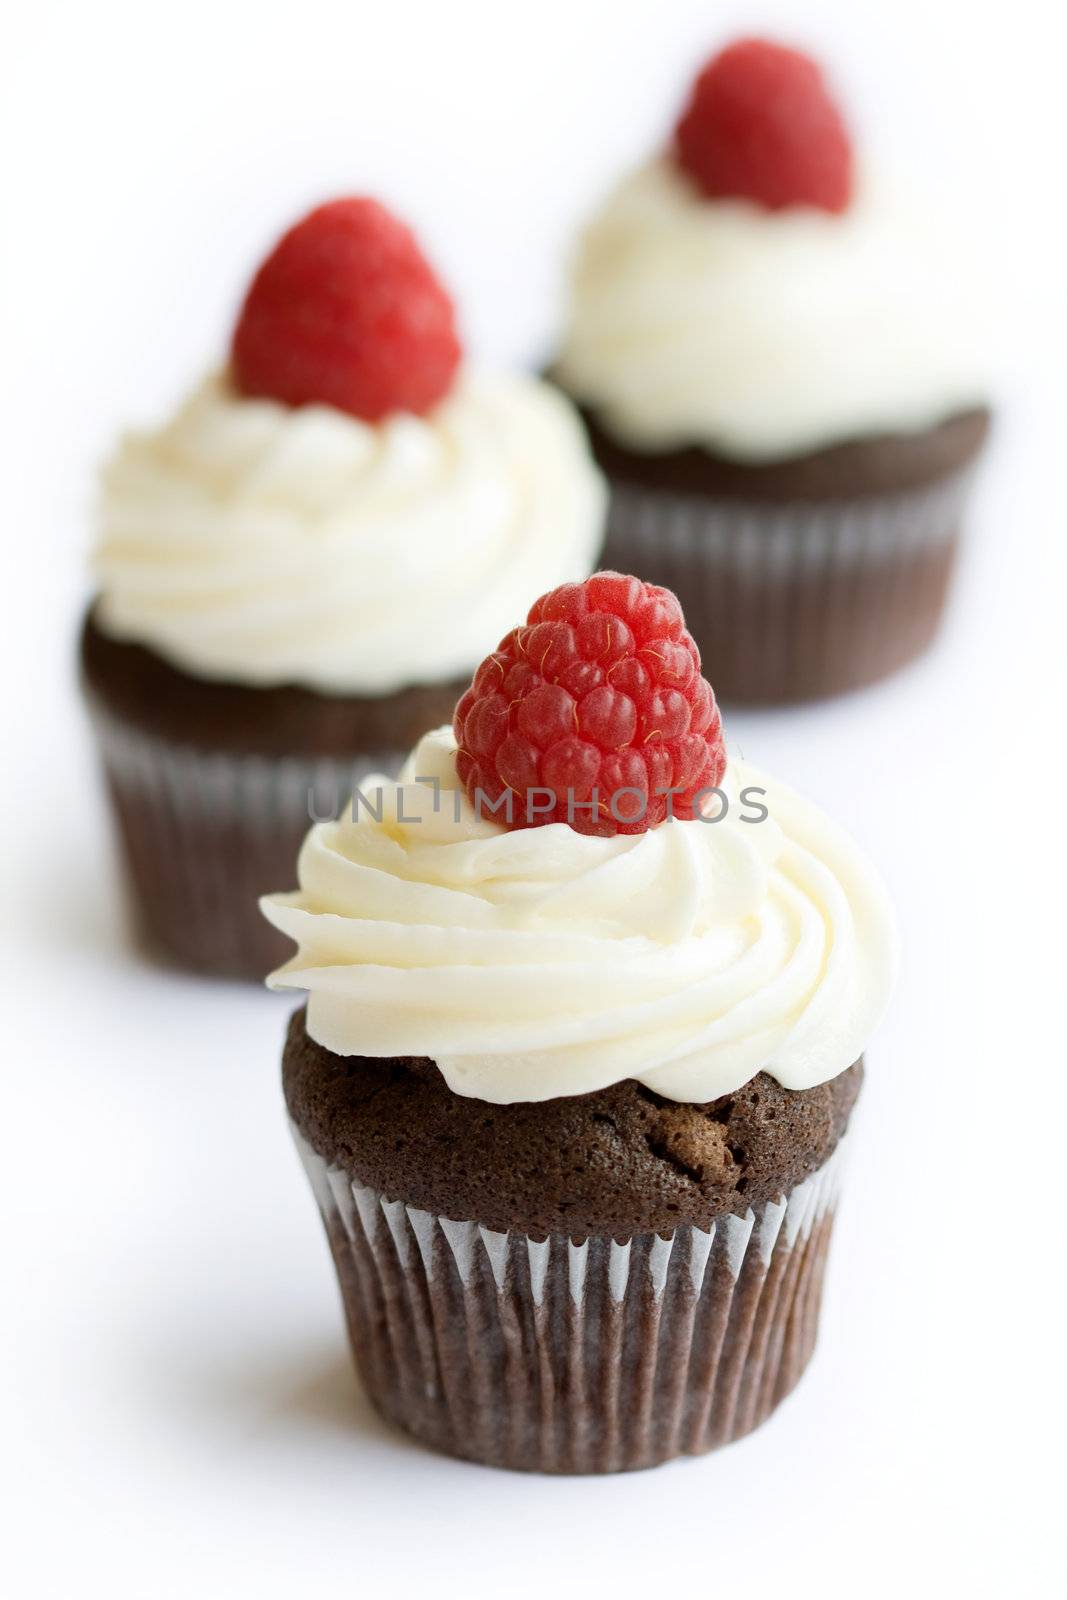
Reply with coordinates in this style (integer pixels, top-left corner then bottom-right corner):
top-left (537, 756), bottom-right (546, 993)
top-left (453, 573), bottom-right (727, 836)
top-left (231, 198), bottom-right (461, 421)
top-left (674, 38), bottom-right (852, 214)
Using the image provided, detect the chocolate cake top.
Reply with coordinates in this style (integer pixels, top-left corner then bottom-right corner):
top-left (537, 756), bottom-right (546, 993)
top-left (283, 1007), bottom-right (861, 1238)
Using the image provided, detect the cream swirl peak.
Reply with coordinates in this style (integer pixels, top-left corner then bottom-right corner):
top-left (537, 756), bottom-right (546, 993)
top-left (555, 159), bottom-right (987, 461)
top-left (262, 728), bottom-right (896, 1105)
top-left (94, 371), bottom-right (605, 695)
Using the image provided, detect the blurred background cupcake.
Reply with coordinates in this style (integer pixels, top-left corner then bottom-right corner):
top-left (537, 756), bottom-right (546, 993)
top-left (554, 37), bottom-right (991, 704)
top-left (263, 572), bottom-right (897, 1472)
top-left (82, 196), bottom-right (606, 980)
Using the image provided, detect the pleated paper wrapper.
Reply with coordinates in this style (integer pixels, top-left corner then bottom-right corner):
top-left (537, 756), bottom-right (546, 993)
top-left (86, 702), bottom-right (400, 980)
top-left (294, 1123), bottom-right (849, 1473)
top-left (603, 465), bottom-right (978, 703)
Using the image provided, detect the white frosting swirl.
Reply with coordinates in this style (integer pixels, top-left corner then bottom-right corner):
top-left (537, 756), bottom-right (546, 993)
top-left (94, 371), bottom-right (605, 695)
top-left (262, 728), bottom-right (896, 1104)
top-left (556, 158), bottom-right (987, 461)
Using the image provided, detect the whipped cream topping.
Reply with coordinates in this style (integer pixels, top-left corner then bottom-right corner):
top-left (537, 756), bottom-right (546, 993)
top-left (94, 371), bottom-right (605, 695)
top-left (556, 158), bottom-right (988, 462)
top-left (262, 728), bottom-right (896, 1105)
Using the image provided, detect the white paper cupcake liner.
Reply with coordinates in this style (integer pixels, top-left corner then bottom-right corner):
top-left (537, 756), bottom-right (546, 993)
top-left (293, 1123), bottom-right (849, 1473)
top-left (603, 465), bottom-right (979, 702)
top-left (86, 702), bottom-right (399, 980)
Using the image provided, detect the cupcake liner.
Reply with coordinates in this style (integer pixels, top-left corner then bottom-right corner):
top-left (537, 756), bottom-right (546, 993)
top-left (603, 465), bottom-right (978, 703)
top-left (293, 1122), bottom-right (849, 1473)
top-left (86, 702), bottom-right (399, 980)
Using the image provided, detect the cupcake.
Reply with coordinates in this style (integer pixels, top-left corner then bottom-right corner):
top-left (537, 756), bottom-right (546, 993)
top-left (553, 38), bottom-right (991, 704)
top-left (82, 198), bottom-right (605, 979)
top-left (263, 571), bottom-right (896, 1472)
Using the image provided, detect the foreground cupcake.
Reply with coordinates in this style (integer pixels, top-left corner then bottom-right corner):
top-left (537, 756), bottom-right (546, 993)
top-left (82, 198), bottom-right (605, 979)
top-left (263, 572), bottom-right (895, 1472)
top-left (554, 38), bottom-right (990, 703)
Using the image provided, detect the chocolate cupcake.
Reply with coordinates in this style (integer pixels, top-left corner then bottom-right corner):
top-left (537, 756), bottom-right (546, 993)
top-left (82, 198), bottom-right (605, 979)
top-left (263, 572), bottom-right (896, 1471)
top-left (553, 38), bottom-right (991, 703)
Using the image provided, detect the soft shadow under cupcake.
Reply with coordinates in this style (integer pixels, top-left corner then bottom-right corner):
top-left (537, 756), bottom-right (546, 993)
top-left (140, 1337), bottom-right (415, 1455)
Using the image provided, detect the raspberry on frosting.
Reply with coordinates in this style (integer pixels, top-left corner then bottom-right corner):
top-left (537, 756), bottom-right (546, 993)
top-left (452, 573), bottom-right (727, 836)
top-left (231, 198), bottom-right (461, 421)
top-left (674, 37), bottom-right (853, 214)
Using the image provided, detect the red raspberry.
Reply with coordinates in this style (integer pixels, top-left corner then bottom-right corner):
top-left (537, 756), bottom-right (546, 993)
top-left (231, 198), bottom-right (461, 421)
top-left (453, 573), bottom-right (727, 836)
top-left (674, 38), bottom-right (852, 214)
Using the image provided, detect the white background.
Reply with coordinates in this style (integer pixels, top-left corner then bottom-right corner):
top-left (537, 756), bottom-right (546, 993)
top-left (3, 1), bottom-right (1064, 1596)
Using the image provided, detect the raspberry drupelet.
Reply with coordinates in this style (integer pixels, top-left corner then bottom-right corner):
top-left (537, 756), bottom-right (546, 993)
top-left (453, 573), bottom-right (727, 836)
